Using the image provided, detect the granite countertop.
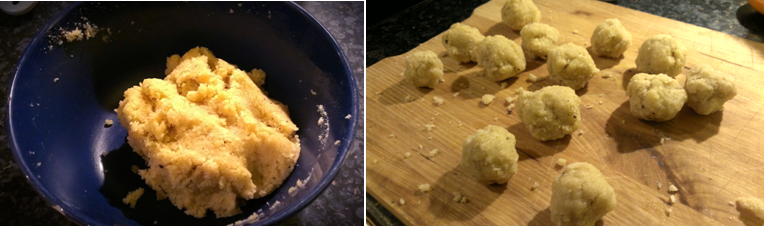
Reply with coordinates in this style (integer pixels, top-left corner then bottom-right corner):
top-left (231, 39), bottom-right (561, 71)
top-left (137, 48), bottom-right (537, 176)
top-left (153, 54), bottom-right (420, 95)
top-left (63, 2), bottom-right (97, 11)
top-left (0, 2), bottom-right (364, 226)
top-left (365, 0), bottom-right (763, 225)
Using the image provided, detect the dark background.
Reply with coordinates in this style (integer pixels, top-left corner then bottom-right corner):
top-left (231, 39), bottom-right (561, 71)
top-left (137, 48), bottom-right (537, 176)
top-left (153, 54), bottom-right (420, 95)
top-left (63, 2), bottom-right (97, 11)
top-left (0, 1), bottom-right (364, 226)
top-left (365, 0), bottom-right (763, 225)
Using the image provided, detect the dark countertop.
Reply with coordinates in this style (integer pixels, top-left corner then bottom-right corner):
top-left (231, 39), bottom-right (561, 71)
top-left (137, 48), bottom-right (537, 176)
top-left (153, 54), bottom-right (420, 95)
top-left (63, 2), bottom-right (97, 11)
top-left (0, 2), bottom-right (364, 226)
top-left (365, 0), bottom-right (763, 225)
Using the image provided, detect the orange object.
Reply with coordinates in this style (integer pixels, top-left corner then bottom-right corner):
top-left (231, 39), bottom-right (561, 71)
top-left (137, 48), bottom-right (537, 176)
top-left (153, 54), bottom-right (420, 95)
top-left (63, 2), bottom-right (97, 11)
top-left (751, 0), bottom-right (764, 15)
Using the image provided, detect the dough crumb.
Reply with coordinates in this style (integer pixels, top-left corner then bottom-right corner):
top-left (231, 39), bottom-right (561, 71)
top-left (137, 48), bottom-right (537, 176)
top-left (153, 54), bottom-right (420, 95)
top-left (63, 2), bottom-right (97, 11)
top-left (665, 207), bottom-right (673, 217)
top-left (122, 188), bottom-right (145, 208)
top-left (345, 114), bottom-right (352, 119)
top-left (399, 198), bottom-right (406, 205)
top-left (501, 82), bottom-right (508, 89)
top-left (270, 201), bottom-right (281, 210)
top-left (668, 184), bottom-right (678, 193)
top-left (601, 71), bottom-right (612, 78)
top-left (404, 95), bottom-right (415, 102)
top-left (573, 29), bottom-right (579, 34)
top-left (585, 104), bottom-right (594, 109)
top-left (53, 78), bottom-right (59, 82)
top-left (404, 152), bottom-right (411, 158)
top-left (389, 134), bottom-right (396, 138)
top-left (288, 187), bottom-right (297, 194)
top-left (556, 158), bottom-right (567, 167)
top-left (424, 123), bottom-right (436, 131)
top-left (63, 28), bottom-right (83, 42)
top-left (669, 194), bottom-right (676, 204)
top-left (418, 183), bottom-right (431, 193)
top-left (428, 149), bottom-right (439, 157)
top-left (334, 140), bottom-right (341, 146)
top-left (460, 197), bottom-right (469, 203)
top-left (531, 182), bottom-right (539, 190)
top-left (104, 119), bottom-right (113, 126)
top-left (433, 96), bottom-right (445, 106)
top-left (657, 182), bottom-right (663, 190)
top-left (482, 94), bottom-right (496, 105)
top-left (730, 201), bottom-right (736, 206)
top-left (453, 92), bottom-right (460, 98)
top-left (310, 89), bottom-right (316, 95)
top-left (372, 159), bottom-right (379, 164)
top-left (229, 9), bottom-right (234, 14)
top-left (505, 96), bottom-right (517, 104)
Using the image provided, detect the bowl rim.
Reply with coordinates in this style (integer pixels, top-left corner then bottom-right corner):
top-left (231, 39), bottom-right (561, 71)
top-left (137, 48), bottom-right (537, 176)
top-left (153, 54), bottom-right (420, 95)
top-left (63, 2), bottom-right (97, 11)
top-left (6, 2), bottom-right (359, 226)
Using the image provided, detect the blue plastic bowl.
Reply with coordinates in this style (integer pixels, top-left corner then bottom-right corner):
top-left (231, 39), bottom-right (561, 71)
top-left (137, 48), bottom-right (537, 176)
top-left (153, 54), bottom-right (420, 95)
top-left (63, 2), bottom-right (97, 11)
top-left (7, 2), bottom-right (357, 226)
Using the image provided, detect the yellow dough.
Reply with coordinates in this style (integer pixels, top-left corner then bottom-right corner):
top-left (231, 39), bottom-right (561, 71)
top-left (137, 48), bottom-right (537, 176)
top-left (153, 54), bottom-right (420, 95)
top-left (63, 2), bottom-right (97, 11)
top-left (516, 86), bottom-right (581, 141)
top-left (442, 23), bottom-right (485, 63)
top-left (520, 22), bottom-right (559, 60)
top-left (684, 65), bottom-right (737, 115)
top-left (501, 0), bottom-right (541, 31)
top-left (736, 197), bottom-right (764, 226)
top-left (547, 43), bottom-right (600, 90)
top-left (635, 34), bottom-right (687, 77)
top-left (550, 162), bottom-right (617, 226)
top-left (404, 50), bottom-right (444, 88)
top-left (117, 47), bottom-right (300, 218)
top-left (475, 35), bottom-right (526, 81)
top-left (626, 73), bottom-right (687, 121)
top-left (460, 125), bottom-right (519, 185)
top-left (590, 19), bottom-right (632, 58)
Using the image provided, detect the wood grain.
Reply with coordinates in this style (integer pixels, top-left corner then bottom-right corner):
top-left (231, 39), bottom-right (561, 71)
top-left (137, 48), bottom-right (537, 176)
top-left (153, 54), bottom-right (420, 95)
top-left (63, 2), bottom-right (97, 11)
top-left (366, 0), bottom-right (764, 225)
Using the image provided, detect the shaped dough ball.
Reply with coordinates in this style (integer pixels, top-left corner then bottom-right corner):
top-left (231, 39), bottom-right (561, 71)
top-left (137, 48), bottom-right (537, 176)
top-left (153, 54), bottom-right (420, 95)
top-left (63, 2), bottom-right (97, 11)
top-left (461, 125), bottom-right (519, 185)
top-left (590, 19), bottom-right (632, 58)
top-left (685, 65), bottom-right (737, 115)
top-left (516, 86), bottom-right (581, 141)
top-left (550, 162), bottom-right (616, 226)
top-left (404, 50), bottom-right (444, 88)
top-left (501, 0), bottom-right (541, 31)
top-left (442, 23), bottom-right (485, 63)
top-left (635, 34), bottom-right (687, 77)
top-left (521, 22), bottom-right (560, 60)
top-left (475, 35), bottom-right (527, 81)
top-left (547, 43), bottom-right (600, 90)
top-left (626, 73), bottom-right (687, 121)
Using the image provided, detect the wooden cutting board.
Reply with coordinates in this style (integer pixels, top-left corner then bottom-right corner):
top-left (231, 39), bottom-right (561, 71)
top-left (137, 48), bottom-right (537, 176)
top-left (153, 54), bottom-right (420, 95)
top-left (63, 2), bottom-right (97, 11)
top-left (366, 0), bottom-right (764, 225)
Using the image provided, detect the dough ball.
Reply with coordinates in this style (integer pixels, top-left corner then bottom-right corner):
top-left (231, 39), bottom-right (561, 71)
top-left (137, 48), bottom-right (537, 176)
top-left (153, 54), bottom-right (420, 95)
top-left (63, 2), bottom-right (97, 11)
top-left (516, 86), bottom-right (581, 141)
top-left (737, 197), bottom-right (764, 226)
top-left (590, 18), bottom-right (632, 58)
top-left (520, 22), bottom-right (560, 60)
top-left (626, 73), bottom-right (688, 121)
top-left (550, 162), bottom-right (617, 226)
top-left (684, 65), bottom-right (737, 115)
top-left (460, 125), bottom-right (519, 185)
top-left (475, 35), bottom-right (527, 81)
top-left (501, 0), bottom-right (541, 31)
top-left (635, 34), bottom-right (687, 77)
top-left (404, 50), bottom-right (444, 88)
top-left (547, 43), bottom-right (600, 90)
top-left (442, 23), bottom-right (485, 63)
top-left (117, 47), bottom-right (300, 218)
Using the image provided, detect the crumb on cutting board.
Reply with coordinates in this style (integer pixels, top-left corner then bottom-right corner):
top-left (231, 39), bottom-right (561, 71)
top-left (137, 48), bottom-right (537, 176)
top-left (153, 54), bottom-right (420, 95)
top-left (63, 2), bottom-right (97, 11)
top-left (418, 183), bottom-right (431, 193)
top-left (482, 94), bottom-right (496, 105)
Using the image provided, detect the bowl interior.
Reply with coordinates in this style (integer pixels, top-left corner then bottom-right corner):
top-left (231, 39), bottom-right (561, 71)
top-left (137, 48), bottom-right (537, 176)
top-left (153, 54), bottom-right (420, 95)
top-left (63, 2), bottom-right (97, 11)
top-left (8, 2), bottom-right (356, 226)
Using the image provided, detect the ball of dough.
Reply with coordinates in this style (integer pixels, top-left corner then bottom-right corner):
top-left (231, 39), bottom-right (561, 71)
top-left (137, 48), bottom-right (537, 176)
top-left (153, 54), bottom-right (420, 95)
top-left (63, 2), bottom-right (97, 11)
top-left (461, 125), bottom-right (519, 185)
top-left (635, 34), bottom-right (687, 77)
top-left (590, 18), bottom-right (632, 58)
top-left (404, 50), bottom-right (444, 88)
top-left (501, 0), bottom-right (541, 31)
top-left (475, 35), bottom-right (526, 81)
top-left (516, 86), bottom-right (581, 141)
top-left (550, 162), bottom-right (617, 226)
top-left (684, 65), bottom-right (737, 115)
top-left (442, 23), bottom-right (485, 63)
top-left (626, 73), bottom-right (688, 121)
top-left (520, 22), bottom-right (560, 60)
top-left (547, 43), bottom-right (600, 90)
